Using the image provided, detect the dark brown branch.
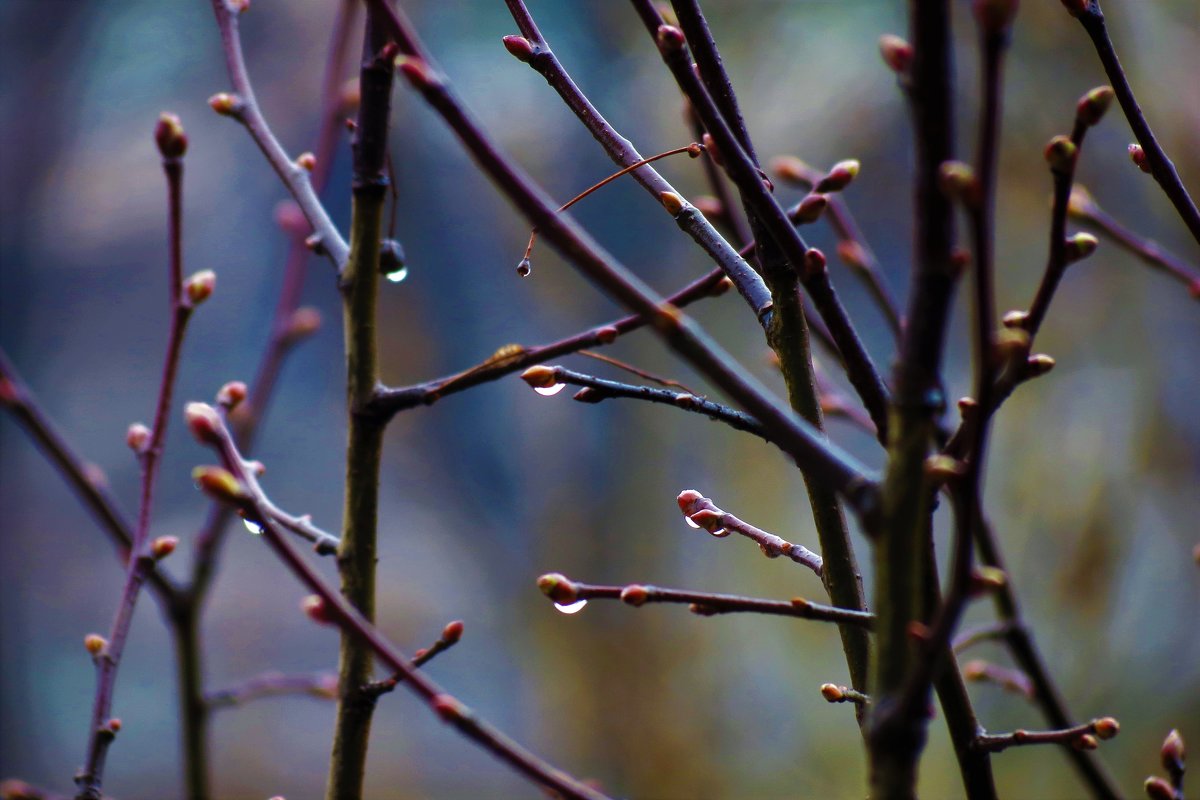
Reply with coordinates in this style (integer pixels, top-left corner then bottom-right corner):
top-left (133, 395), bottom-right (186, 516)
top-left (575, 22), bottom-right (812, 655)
top-left (536, 574), bottom-right (874, 628)
top-left (1070, 1), bottom-right (1200, 247)
top-left (365, 1), bottom-right (881, 515)
top-left (676, 490), bottom-right (823, 577)
top-left (189, 406), bottom-right (612, 800)
top-left (369, 269), bottom-right (730, 418)
top-left (502, 0), bottom-right (773, 323)
top-left (520, 365), bottom-right (769, 443)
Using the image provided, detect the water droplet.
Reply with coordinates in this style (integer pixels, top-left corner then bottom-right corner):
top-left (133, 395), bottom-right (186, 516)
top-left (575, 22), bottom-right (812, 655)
top-left (708, 527), bottom-right (730, 538)
top-left (384, 266), bottom-right (408, 284)
top-left (553, 599), bottom-right (587, 615)
top-left (534, 383), bottom-right (566, 397)
top-left (243, 518), bottom-right (264, 535)
top-left (516, 258), bottom-right (532, 278)
top-left (684, 516), bottom-right (701, 529)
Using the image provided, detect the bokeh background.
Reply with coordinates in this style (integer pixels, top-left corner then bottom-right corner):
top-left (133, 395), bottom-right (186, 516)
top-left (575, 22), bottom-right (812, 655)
top-left (2, 1), bottom-right (1198, 798)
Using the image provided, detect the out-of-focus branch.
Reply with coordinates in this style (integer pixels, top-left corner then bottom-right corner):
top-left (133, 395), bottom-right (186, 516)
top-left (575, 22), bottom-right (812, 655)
top-left (973, 717), bottom-right (1120, 754)
top-left (1066, 1), bottom-right (1200, 247)
top-left (205, 671), bottom-right (338, 711)
top-left (363, 620), bottom-right (464, 700)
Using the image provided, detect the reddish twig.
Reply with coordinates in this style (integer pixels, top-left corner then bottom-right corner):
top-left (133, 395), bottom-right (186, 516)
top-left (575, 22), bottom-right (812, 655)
top-left (187, 405), bottom-right (612, 800)
top-left (675, 490), bottom-right (823, 577)
top-left (535, 574), bottom-right (874, 628)
top-left (363, 620), bottom-right (464, 700)
top-left (76, 118), bottom-right (201, 800)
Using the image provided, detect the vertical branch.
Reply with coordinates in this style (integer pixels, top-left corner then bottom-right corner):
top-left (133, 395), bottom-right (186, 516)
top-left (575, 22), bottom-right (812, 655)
top-left (325, 7), bottom-right (393, 799)
top-left (870, 0), bottom-right (958, 796)
top-left (653, 0), bottom-right (873, 709)
top-left (75, 115), bottom-right (200, 800)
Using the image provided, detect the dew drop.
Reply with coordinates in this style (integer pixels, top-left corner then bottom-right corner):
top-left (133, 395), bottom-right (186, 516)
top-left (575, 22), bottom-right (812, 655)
top-left (708, 527), bottom-right (730, 538)
top-left (243, 518), bottom-right (264, 535)
top-left (553, 599), bottom-right (587, 615)
top-left (684, 516), bottom-right (701, 529)
top-left (534, 383), bottom-right (566, 397)
top-left (516, 258), bottom-right (532, 278)
top-left (384, 266), bottom-right (409, 284)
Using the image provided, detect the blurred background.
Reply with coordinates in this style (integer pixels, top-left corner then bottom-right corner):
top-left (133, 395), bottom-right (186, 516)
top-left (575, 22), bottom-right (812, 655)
top-left (2, 1), bottom-right (1198, 798)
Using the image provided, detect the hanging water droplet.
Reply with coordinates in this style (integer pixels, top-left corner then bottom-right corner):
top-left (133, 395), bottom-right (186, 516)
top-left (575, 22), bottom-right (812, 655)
top-left (516, 258), bottom-right (532, 278)
top-left (684, 516), bottom-right (701, 529)
top-left (379, 238), bottom-right (406, 283)
top-left (534, 383), bottom-right (566, 397)
top-left (384, 266), bottom-right (408, 284)
top-left (708, 527), bottom-right (730, 538)
top-left (553, 599), bottom-right (587, 615)
top-left (243, 518), bottom-right (264, 535)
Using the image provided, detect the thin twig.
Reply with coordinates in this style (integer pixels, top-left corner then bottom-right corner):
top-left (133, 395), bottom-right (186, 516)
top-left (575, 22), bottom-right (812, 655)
top-left (1070, 185), bottom-right (1200, 298)
top-left (536, 574), bottom-right (874, 628)
top-left (205, 671), bottom-right (338, 711)
top-left (952, 621), bottom-right (1014, 654)
top-left (207, 0), bottom-right (349, 271)
top-left (1070, 1), bottom-right (1200, 247)
top-left (521, 365), bottom-right (769, 443)
top-left (502, 0), bottom-right (773, 324)
top-left (368, 0), bottom-right (881, 514)
top-left (576, 350), bottom-right (697, 394)
top-left (363, 620), bottom-right (464, 700)
top-left (973, 718), bottom-right (1120, 754)
top-left (369, 269), bottom-right (730, 418)
top-left (189, 406), bottom-right (612, 800)
top-left (675, 490), bottom-right (823, 577)
top-left (76, 128), bottom-right (198, 800)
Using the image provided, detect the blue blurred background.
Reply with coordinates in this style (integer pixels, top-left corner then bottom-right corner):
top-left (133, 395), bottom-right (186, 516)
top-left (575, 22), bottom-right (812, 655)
top-left (1, 1), bottom-right (1198, 797)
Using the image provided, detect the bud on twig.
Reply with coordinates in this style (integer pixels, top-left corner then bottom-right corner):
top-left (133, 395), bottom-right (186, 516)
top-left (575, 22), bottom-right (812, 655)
top-left (208, 92), bottom-right (243, 117)
top-left (792, 194), bottom-right (828, 224)
top-left (442, 620), bottom-right (464, 644)
top-left (879, 34), bottom-right (913, 75)
top-left (1025, 354), bottom-right (1056, 378)
top-left (1093, 717), bottom-right (1120, 740)
top-left (1144, 777), bottom-right (1175, 800)
top-left (594, 325), bottom-right (619, 345)
top-left (84, 633), bottom-right (108, 657)
top-left (820, 683), bottom-right (845, 702)
top-left (301, 594), bottom-right (337, 625)
top-left (1064, 233), bottom-right (1099, 264)
top-left (150, 536), bottom-right (178, 560)
top-left (815, 160), bottom-right (860, 194)
top-left (656, 24), bottom-right (686, 53)
top-left (1076, 86), bottom-right (1114, 127)
top-left (126, 423), bottom-right (151, 453)
top-left (659, 191), bottom-right (686, 216)
top-left (154, 113), bottom-right (188, 159)
top-left (1128, 144), bottom-right (1151, 174)
top-left (701, 133), bottom-right (722, 167)
top-left (938, 161), bottom-right (981, 207)
top-left (216, 381), bottom-right (247, 411)
top-left (501, 34), bottom-right (534, 63)
top-left (925, 454), bottom-right (967, 485)
top-left (184, 403), bottom-right (223, 445)
top-left (184, 270), bottom-right (216, 306)
top-left (537, 573), bottom-right (579, 604)
top-left (772, 155), bottom-right (813, 186)
top-left (520, 365), bottom-right (558, 389)
top-left (432, 694), bottom-right (468, 723)
top-left (285, 307), bottom-right (322, 342)
top-left (191, 466), bottom-right (245, 503)
top-left (1001, 310), bottom-right (1030, 329)
top-left (1161, 728), bottom-right (1185, 780)
top-left (295, 152), bottom-right (316, 172)
top-left (1067, 185), bottom-right (1098, 219)
top-left (801, 248), bottom-right (827, 281)
top-left (1044, 136), bottom-right (1078, 173)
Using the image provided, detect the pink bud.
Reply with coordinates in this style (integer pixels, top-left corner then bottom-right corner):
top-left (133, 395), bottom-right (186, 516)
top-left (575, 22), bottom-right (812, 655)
top-left (154, 112), bottom-right (188, 159)
top-left (184, 403), bottom-right (223, 445)
top-left (501, 35), bottom-right (534, 63)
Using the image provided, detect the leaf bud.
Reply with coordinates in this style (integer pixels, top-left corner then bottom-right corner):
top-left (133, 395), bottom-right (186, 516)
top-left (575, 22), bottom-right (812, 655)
top-left (1044, 135), bottom-right (1078, 173)
top-left (154, 112), bottom-right (188, 159)
top-left (84, 633), bottom-right (108, 656)
top-left (150, 536), bottom-right (178, 560)
top-left (594, 325), bottom-right (619, 345)
top-left (432, 694), bottom-right (468, 723)
top-left (126, 423), bottom-right (151, 453)
top-left (1144, 777), bottom-right (1175, 800)
top-left (620, 585), bottom-right (649, 607)
top-left (792, 194), bottom-right (828, 225)
top-left (285, 307), bottom-right (323, 341)
top-left (1067, 185), bottom-right (1098, 219)
top-left (820, 683), bottom-right (845, 702)
top-left (501, 34), bottom-right (535, 63)
top-left (1064, 232), bottom-right (1099, 264)
top-left (184, 402), bottom-right (223, 445)
top-left (1128, 144), bottom-right (1151, 174)
top-left (301, 594), bottom-right (337, 625)
top-left (207, 92), bottom-right (243, 117)
top-left (659, 191), bottom-right (686, 216)
top-left (772, 155), bottom-right (815, 187)
top-left (1093, 717), bottom-right (1120, 740)
top-left (1161, 728), bottom-right (1185, 778)
top-left (815, 160), bottom-right (860, 193)
top-left (537, 573), bottom-right (579, 604)
top-left (216, 381), bottom-right (247, 411)
top-left (655, 24), bottom-right (686, 53)
top-left (938, 161), bottom-right (981, 207)
top-left (441, 620), bottom-right (464, 644)
top-left (879, 34), bottom-right (913, 75)
top-left (1076, 86), bottom-right (1114, 127)
top-left (801, 248), bottom-right (827, 282)
top-left (520, 365), bottom-right (558, 389)
top-left (397, 57), bottom-right (438, 90)
top-left (295, 152), bottom-right (316, 172)
top-left (191, 466), bottom-right (245, 503)
top-left (184, 270), bottom-right (217, 306)
top-left (1001, 309), bottom-right (1030, 329)
top-left (1074, 733), bottom-right (1099, 751)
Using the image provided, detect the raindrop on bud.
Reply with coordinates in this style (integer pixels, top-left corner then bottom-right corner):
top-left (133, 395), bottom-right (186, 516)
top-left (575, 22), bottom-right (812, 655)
top-left (553, 599), bottom-right (588, 615)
